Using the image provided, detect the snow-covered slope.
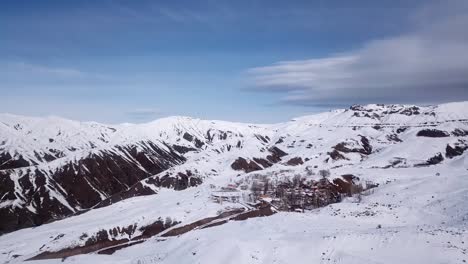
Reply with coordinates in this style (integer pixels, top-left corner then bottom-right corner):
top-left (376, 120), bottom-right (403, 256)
top-left (0, 102), bottom-right (467, 263)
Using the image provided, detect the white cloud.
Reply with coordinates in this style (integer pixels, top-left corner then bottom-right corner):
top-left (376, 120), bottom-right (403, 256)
top-left (249, 0), bottom-right (468, 106)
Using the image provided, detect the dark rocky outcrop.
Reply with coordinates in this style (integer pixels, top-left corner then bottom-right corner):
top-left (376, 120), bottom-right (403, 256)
top-left (266, 146), bottom-right (287, 163)
top-left (194, 138), bottom-right (205, 148)
top-left (446, 144), bottom-right (467, 159)
top-left (426, 153), bottom-right (445, 165)
top-left (162, 209), bottom-right (245, 237)
top-left (94, 182), bottom-right (157, 209)
top-left (342, 174), bottom-right (359, 182)
top-left (134, 218), bottom-right (180, 240)
top-left (230, 202), bottom-right (275, 221)
top-left (416, 129), bottom-right (449, 138)
top-left (286, 157), bottom-right (304, 166)
top-left (359, 136), bottom-right (372, 155)
top-left (255, 134), bottom-right (270, 144)
top-left (333, 178), bottom-right (355, 195)
top-left (329, 149), bottom-right (347, 161)
top-left (386, 134), bottom-right (402, 142)
top-left (253, 158), bottom-right (273, 169)
top-left (0, 153), bottom-right (33, 170)
top-left (396, 127), bottom-right (408, 134)
top-left (333, 136), bottom-right (372, 155)
top-left (275, 137), bottom-right (284, 144)
top-left (400, 106), bottom-right (421, 116)
top-left (452, 129), bottom-right (468, 137)
top-left (183, 132), bottom-right (194, 142)
top-left (232, 147), bottom-right (288, 173)
top-left (172, 145), bottom-right (197, 154)
top-left (182, 133), bottom-right (204, 148)
top-left (332, 175), bottom-right (365, 196)
top-left (231, 157), bottom-right (262, 173)
top-left (254, 147), bottom-right (289, 169)
top-left (415, 153), bottom-right (444, 167)
top-left (329, 136), bottom-right (372, 160)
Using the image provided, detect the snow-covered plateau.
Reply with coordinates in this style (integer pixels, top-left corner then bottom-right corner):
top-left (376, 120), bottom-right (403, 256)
top-left (0, 102), bottom-right (467, 263)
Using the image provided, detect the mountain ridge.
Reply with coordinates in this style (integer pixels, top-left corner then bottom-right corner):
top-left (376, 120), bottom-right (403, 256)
top-left (1, 101), bottom-right (467, 234)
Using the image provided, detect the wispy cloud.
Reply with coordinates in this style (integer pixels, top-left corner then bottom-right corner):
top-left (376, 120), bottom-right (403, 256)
top-left (248, 0), bottom-right (468, 106)
top-left (125, 108), bottom-right (161, 121)
top-left (0, 61), bottom-right (122, 100)
top-left (8, 62), bottom-right (86, 77)
top-left (107, 1), bottom-right (220, 27)
top-left (1, 61), bottom-right (110, 80)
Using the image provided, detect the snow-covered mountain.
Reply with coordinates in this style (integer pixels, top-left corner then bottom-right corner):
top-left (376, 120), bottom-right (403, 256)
top-left (0, 102), bottom-right (467, 263)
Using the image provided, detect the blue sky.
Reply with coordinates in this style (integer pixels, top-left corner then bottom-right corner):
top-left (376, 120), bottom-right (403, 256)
top-left (1, 0), bottom-right (467, 123)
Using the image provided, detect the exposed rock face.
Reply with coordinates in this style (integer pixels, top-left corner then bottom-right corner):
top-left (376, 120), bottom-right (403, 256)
top-left (386, 134), bottom-right (402, 142)
top-left (396, 127), bottom-right (408, 133)
top-left (329, 136), bottom-right (372, 160)
top-left (183, 132), bottom-right (194, 142)
top-left (0, 152), bottom-right (33, 170)
top-left (266, 146), bottom-right (288, 163)
top-left (286, 157), bottom-right (304, 166)
top-left (452, 129), bottom-right (468, 137)
top-left (94, 181), bottom-right (157, 209)
top-left (415, 153), bottom-right (445, 167)
top-left (360, 136), bottom-right (373, 154)
top-left (332, 178), bottom-right (355, 195)
top-left (253, 158), bottom-right (273, 168)
top-left (446, 144), bottom-right (467, 158)
top-left (0, 142), bottom-right (187, 234)
top-left (172, 145), bottom-right (197, 154)
top-left (162, 209), bottom-right (245, 237)
top-left (231, 157), bottom-right (263, 173)
top-left (182, 132), bottom-right (205, 148)
top-left (334, 137), bottom-right (372, 155)
top-left (255, 134), bottom-right (270, 144)
top-left (231, 147), bottom-right (288, 172)
top-left (426, 153), bottom-right (445, 165)
top-left (329, 149), bottom-right (347, 161)
top-left (342, 174), bottom-right (359, 182)
top-left (230, 202), bottom-right (275, 221)
top-left (135, 218), bottom-right (180, 240)
top-left (416, 129), bottom-right (450, 137)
